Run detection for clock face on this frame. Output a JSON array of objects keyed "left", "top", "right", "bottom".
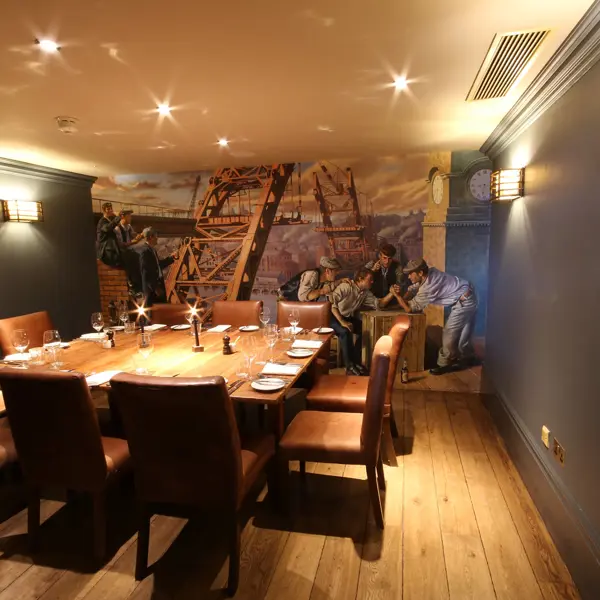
[
  {"left": 468, "top": 168, "right": 492, "bottom": 202},
  {"left": 432, "top": 174, "right": 444, "bottom": 205}
]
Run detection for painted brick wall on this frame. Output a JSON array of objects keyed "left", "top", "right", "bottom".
[{"left": 97, "top": 260, "right": 129, "bottom": 321}]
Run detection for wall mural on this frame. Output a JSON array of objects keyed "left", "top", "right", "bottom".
[{"left": 93, "top": 155, "right": 430, "bottom": 316}]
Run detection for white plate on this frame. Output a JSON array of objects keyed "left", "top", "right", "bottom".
[
  {"left": 286, "top": 349, "right": 313, "bottom": 358},
  {"left": 312, "top": 327, "right": 334, "bottom": 334},
  {"left": 251, "top": 378, "right": 286, "bottom": 393},
  {"left": 60, "top": 342, "right": 70, "bottom": 348},
  {"left": 171, "top": 324, "right": 191, "bottom": 330},
  {"left": 3, "top": 353, "right": 31, "bottom": 362},
  {"left": 81, "top": 332, "right": 105, "bottom": 341},
  {"left": 239, "top": 325, "right": 259, "bottom": 332},
  {"left": 109, "top": 326, "right": 125, "bottom": 331}
]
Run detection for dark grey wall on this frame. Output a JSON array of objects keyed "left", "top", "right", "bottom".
[
  {"left": 487, "top": 59, "right": 600, "bottom": 574},
  {"left": 0, "top": 159, "right": 99, "bottom": 342}
]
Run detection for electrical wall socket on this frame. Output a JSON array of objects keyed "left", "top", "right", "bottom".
[
  {"left": 553, "top": 438, "right": 565, "bottom": 466},
  {"left": 541, "top": 425, "right": 550, "bottom": 448}
]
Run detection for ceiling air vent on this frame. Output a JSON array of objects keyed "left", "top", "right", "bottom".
[{"left": 467, "top": 30, "right": 549, "bottom": 101}]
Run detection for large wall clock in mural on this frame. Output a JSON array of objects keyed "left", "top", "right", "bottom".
[
  {"left": 468, "top": 168, "right": 492, "bottom": 202},
  {"left": 432, "top": 173, "right": 444, "bottom": 205}
]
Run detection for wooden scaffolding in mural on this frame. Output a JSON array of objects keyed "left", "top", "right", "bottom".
[
  {"left": 313, "top": 163, "right": 377, "bottom": 269},
  {"left": 164, "top": 164, "right": 296, "bottom": 319}
]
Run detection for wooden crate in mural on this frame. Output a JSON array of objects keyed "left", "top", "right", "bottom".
[{"left": 361, "top": 309, "right": 426, "bottom": 372}]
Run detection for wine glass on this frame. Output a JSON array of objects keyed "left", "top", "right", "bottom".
[
  {"left": 265, "top": 324, "right": 279, "bottom": 363},
  {"left": 43, "top": 330, "right": 61, "bottom": 348},
  {"left": 288, "top": 308, "right": 300, "bottom": 340},
  {"left": 240, "top": 336, "right": 258, "bottom": 379},
  {"left": 91, "top": 312, "right": 104, "bottom": 333},
  {"left": 259, "top": 307, "right": 271, "bottom": 327},
  {"left": 119, "top": 302, "right": 129, "bottom": 325},
  {"left": 12, "top": 329, "right": 29, "bottom": 354}
]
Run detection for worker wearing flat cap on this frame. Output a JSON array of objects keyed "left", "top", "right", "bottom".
[
  {"left": 136, "top": 227, "right": 178, "bottom": 306},
  {"left": 395, "top": 258, "right": 478, "bottom": 375},
  {"left": 295, "top": 256, "right": 346, "bottom": 302},
  {"left": 96, "top": 202, "right": 122, "bottom": 267},
  {"left": 115, "top": 209, "right": 143, "bottom": 250}
]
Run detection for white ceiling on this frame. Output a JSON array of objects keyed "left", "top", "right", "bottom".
[{"left": 0, "top": 0, "right": 594, "bottom": 176}]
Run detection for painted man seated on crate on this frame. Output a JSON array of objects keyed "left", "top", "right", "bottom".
[{"left": 328, "top": 267, "right": 398, "bottom": 376}]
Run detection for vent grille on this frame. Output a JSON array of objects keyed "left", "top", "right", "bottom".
[{"left": 467, "top": 30, "right": 549, "bottom": 101}]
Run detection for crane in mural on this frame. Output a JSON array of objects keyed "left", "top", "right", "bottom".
[
  {"left": 164, "top": 164, "right": 299, "bottom": 320},
  {"left": 313, "top": 163, "right": 377, "bottom": 269}
]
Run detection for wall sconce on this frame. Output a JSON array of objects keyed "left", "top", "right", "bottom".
[
  {"left": 491, "top": 169, "right": 524, "bottom": 201},
  {"left": 1, "top": 200, "right": 44, "bottom": 223}
]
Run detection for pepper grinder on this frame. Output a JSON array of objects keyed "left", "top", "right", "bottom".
[{"left": 223, "top": 334, "right": 233, "bottom": 355}]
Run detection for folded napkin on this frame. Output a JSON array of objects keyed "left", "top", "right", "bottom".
[
  {"left": 261, "top": 363, "right": 301, "bottom": 376},
  {"left": 80, "top": 332, "right": 105, "bottom": 341},
  {"left": 3, "top": 353, "right": 30, "bottom": 362},
  {"left": 291, "top": 340, "right": 323, "bottom": 350},
  {"left": 86, "top": 370, "right": 122, "bottom": 387},
  {"left": 283, "top": 326, "right": 302, "bottom": 335},
  {"left": 145, "top": 323, "right": 167, "bottom": 331},
  {"left": 207, "top": 324, "right": 231, "bottom": 333}
]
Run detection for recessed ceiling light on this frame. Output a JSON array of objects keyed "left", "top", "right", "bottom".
[
  {"left": 157, "top": 104, "right": 171, "bottom": 116},
  {"left": 218, "top": 138, "right": 229, "bottom": 148},
  {"left": 393, "top": 76, "right": 408, "bottom": 91},
  {"left": 35, "top": 39, "right": 60, "bottom": 53}
]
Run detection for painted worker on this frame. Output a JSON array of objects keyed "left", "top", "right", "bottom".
[
  {"left": 365, "top": 243, "right": 407, "bottom": 299},
  {"left": 394, "top": 258, "right": 478, "bottom": 375},
  {"left": 96, "top": 202, "right": 121, "bottom": 267},
  {"left": 329, "top": 267, "right": 396, "bottom": 375},
  {"left": 278, "top": 256, "right": 345, "bottom": 302},
  {"left": 115, "top": 209, "right": 143, "bottom": 250},
  {"left": 137, "top": 227, "right": 178, "bottom": 306}
]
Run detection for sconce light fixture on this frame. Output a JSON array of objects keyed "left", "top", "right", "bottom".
[
  {"left": 1, "top": 200, "right": 44, "bottom": 223},
  {"left": 491, "top": 169, "right": 524, "bottom": 201}
]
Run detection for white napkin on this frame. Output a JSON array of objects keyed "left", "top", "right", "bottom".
[
  {"left": 283, "top": 326, "right": 302, "bottom": 335},
  {"left": 291, "top": 340, "right": 323, "bottom": 350},
  {"left": 261, "top": 363, "right": 301, "bottom": 376},
  {"left": 3, "top": 353, "right": 30, "bottom": 362},
  {"left": 207, "top": 324, "right": 231, "bottom": 333},
  {"left": 86, "top": 370, "right": 122, "bottom": 387},
  {"left": 145, "top": 324, "right": 167, "bottom": 331},
  {"left": 80, "top": 332, "right": 105, "bottom": 341}
]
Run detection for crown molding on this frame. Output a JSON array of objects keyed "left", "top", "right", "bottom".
[
  {"left": 481, "top": 0, "right": 600, "bottom": 159},
  {"left": 0, "top": 157, "right": 96, "bottom": 188}
]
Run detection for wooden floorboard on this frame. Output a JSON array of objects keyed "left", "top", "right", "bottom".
[{"left": 0, "top": 380, "right": 580, "bottom": 600}]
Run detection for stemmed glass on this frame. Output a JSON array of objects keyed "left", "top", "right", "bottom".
[
  {"left": 239, "top": 336, "right": 258, "bottom": 380},
  {"left": 288, "top": 308, "right": 300, "bottom": 341},
  {"left": 91, "top": 312, "right": 104, "bottom": 333},
  {"left": 136, "top": 333, "right": 154, "bottom": 374},
  {"left": 259, "top": 307, "right": 271, "bottom": 328},
  {"left": 265, "top": 324, "right": 279, "bottom": 363},
  {"left": 11, "top": 329, "right": 29, "bottom": 368},
  {"left": 43, "top": 330, "right": 61, "bottom": 348},
  {"left": 119, "top": 302, "right": 129, "bottom": 326}
]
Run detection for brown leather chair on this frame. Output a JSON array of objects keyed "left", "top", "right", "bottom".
[
  {"left": 304, "top": 316, "right": 410, "bottom": 467},
  {"left": 279, "top": 335, "right": 392, "bottom": 528},
  {"left": 212, "top": 300, "right": 262, "bottom": 328},
  {"left": 0, "top": 368, "right": 130, "bottom": 557},
  {"left": 110, "top": 373, "right": 277, "bottom": 595},
  {"left": 0, "top": 311, "right": 54, "bottom": 357},
  {"left": 277, "top": 301, "right": 331, "bottom": 377},
  {"left": 149, "top": 303, "right": 188, "bottom": 327}
]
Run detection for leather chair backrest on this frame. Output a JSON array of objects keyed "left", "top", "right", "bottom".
[
  {"left": 212, "top": 300, "right": 262, "bottom": 328},
  {"left": 0, "top": 311, "right": 54, "bottom": 357},
  {"left": 276, "top": 301, "right": 331, "bottom": 330},
  {"left": 149, "top": 303, "right": 188, "bottom": 327},
  {"left": 384, "top": 316, "right": 411, "bottom": 410},
  {"left": 360, "top": 335, "right": 392, "bottom": 465},
  {"left": 110, "top": 374, "right": 243, "bottom": 510},
  {"left": 0, "top": 369, "right": 108, "bottom": 490}
]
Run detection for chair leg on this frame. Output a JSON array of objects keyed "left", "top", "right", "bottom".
[
  {"left": 135, "top": 505, "right": 151, "bottom": 581},
  {"left": 226, "top": 517, "right": 241, "bottom": 597},
  {"left": 376, "top": 455, "right": 386, "bottom": 491},
  {"left": 389, "top": 409, "right": 399, "bottom": 438},
  {"left": 92, "top": 491, "right": 107, "bottom": 560},
  {"left": 381, "top": 416, "right": 398, "bottom": 467},
  {"left": 257, "top": 404, "right": 265, "bottom": 430},
  {"left": 366, "top": 466, "right": 384, "bottom": 530},
  {"left": 27, "top": 487, "right": 40, "bottom": 552},
  {"left": 299, "top": 460, "right": 306, "bottom": 476}
]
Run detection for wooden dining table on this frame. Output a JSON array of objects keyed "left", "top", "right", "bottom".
[{"left": 3, "top": 326, "right": 330, "bottom": 439}]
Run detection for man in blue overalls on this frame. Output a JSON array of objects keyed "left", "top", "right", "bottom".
[{"left": 395, "top": 258, "right": 478, "bottom": 375}]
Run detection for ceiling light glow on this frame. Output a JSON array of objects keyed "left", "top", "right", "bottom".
[
  {"left": 393, "top": 76, "right": 408, "bottom": 91},
  {"left": 218, "top": 138, "right": 229, "bottom": 148},
  {"left": 35, "top": 39, "right": 60, "bottom": 53},
  {"left": 157, "top": 104, "right": 171, "bottom": 116}
]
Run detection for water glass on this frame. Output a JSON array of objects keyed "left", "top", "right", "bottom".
[
  {"left": 11, "top": 329, "right": 29, "bottom": 354},
  {"left": 91, "top": 312, "right": 104, "bottom": 332},
  {"left": 124, "top": 321, "right": 136, "bottom": 334},
  {"left": 43, "top": 330, "right": 61, "bottom": 347},
  {"left": 137, "top": 333, "right": 154, "bottom": 359},
  {"left": 265, "top": 324, "right": 279, "bottom": 362},
  {"left": 29, "top": 347, "right": 45, "bottom": 366},
  {"left": 45, "top": 346, "right": 64, "bottom": 369},
  {"left": 235, "top": 356, "right": 251, "bottom": 381}
]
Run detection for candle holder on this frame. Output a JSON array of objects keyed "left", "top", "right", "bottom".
[{"left": 190, "top": 309, "right": 204, "bottom": 352}]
